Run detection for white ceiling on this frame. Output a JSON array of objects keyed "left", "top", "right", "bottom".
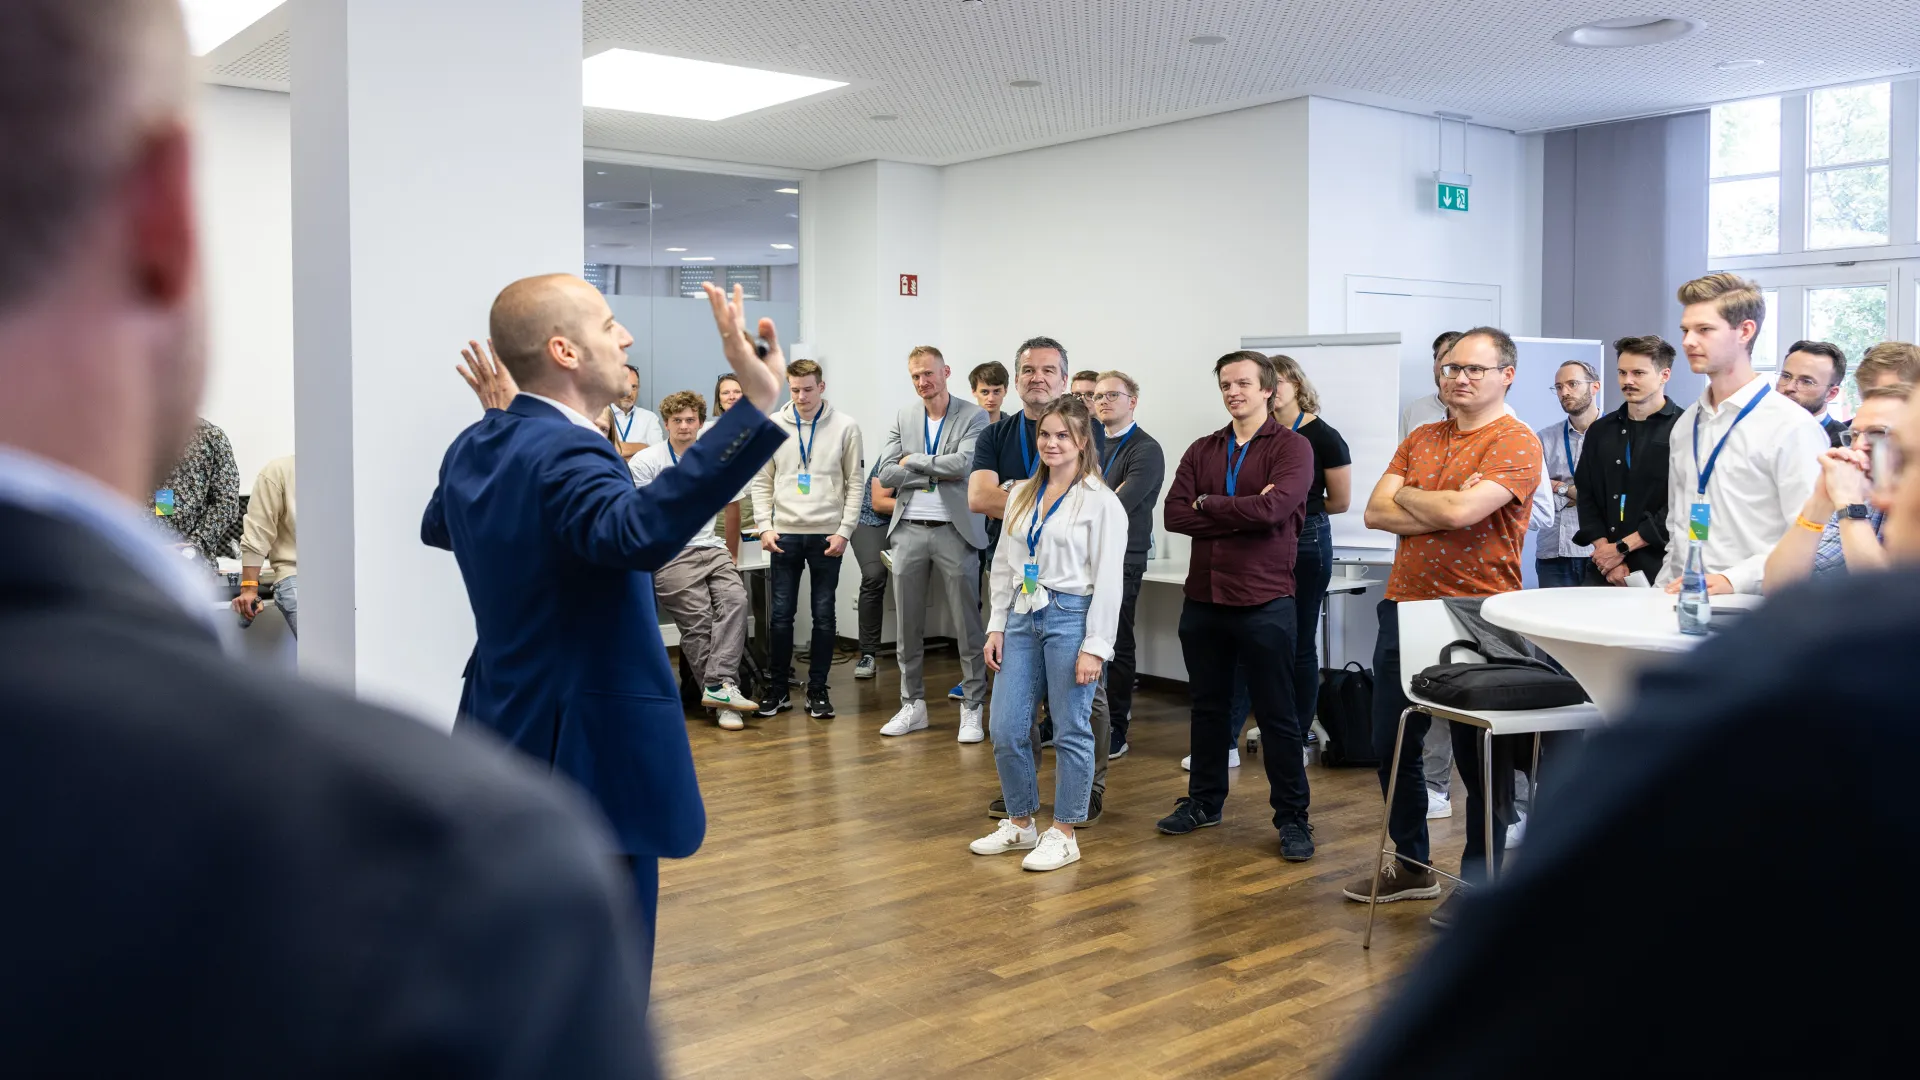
[
  {"left": 206, "top": 1, "right": 1920, "bottom": 171},
  {"left": 584, "top": 164, "right": 802, "bottom": 267}
]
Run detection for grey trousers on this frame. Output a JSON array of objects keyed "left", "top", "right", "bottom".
[
  {"left": 1423, "top": 716, "right": 1452, "bottom": 793},
  {"left": 890, "top": 521, "right": 988, "bottom": 707},
  {"left": 653, "top": 546, "right": 748, "bottom": 688}
]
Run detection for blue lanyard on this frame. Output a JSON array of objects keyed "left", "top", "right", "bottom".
[
  {"left": 1026, "top": 486, "right": 1072, "bottom": 557},
  {"left": 1691, "top": 387, "right": 1768, "bottom": 496},
  {"left": 1225, "top": 435, "right": 1254, "bottom": 496},
  {"left": 795, "top": 405, "right": 825, "bottom": 468},
  {"left": 1019, "top": 414, "right": 1038, "bottom": 478},
  {"left": 616, "top": 408, "right": 637, "bottom": 441},
  {"left": 1561, "top": 423, "right": 1575, "bottom": 480},
  {"left": 1291, "top": 411, "right": 1305, "bottom": 432},
  {"left": 668, "top": 442, "right": 681, "bottom": 467},
  {"left": 924, "top": 406, "right": 948, "bottom": 461},
  {"left": 1102, "top": 424, "right": 1136, "bottom": 479}
]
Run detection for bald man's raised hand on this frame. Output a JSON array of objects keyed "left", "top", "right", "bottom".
[{"left": 703, "top": 282, "right": 784, "bottom": 414}]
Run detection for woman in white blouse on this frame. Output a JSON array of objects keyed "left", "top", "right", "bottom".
[{"left": 970, "top": 396, "right": 1127, "bottom": 871}]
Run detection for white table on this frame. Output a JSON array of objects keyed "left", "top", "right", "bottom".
[
  {"left": 1139, "top": 558, "right": 1381, "bottom": 673},
  {"left": 1480, "top": 588, "right": 1765, "bottom": 719}
]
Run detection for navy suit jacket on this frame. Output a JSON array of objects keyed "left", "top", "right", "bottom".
[{"left": 424, "top": 395, "right": 785, "bottom": 858}]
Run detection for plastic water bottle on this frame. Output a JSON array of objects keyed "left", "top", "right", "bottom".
[{"left": 1677, "top": 539, "right": 1711, "bottom": 636}]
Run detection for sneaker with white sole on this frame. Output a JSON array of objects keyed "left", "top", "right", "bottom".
[
  {"left": 1179, "top": 747, "right": 1240, "bottom": 772},
  {"left": 1427, "top": 789, "right": 1453, "bottom": 820},
  {"left": 947, "top": 683, "right": 965, "bottom": 701},
  {"left": 716, "top": 709, "right": 745, "bottom": 731},
  {"left": 1507, "top": 813, "right": 1527, "bottom": 847},
  {"left": 969, "top": 818, "right": 1038, "bottom": 855},
  {"left": 700, "top": 680, "right": 759, "bottom": 713},
  {"left": 879, "top": 700, "right": 929, "bottom": 737},
  {"left": 1021, "top": 827, "right": 1080, "bottom": 871},
  {"left": 957, "top": 704, "right": 985, "bottom": 743},
  {"left": 854, "top": 654, "right": 877, "bottom": 679}
]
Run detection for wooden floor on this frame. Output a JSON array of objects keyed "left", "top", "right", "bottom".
[{"left": 653, "top": 650, "right": 1474, "bottom": 1079}]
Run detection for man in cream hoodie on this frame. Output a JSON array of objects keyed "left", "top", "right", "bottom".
[{"left": 750, "top": 359, "right": 865, "bottom": 719}]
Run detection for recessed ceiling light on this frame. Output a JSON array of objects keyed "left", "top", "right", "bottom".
[
  {"left": 787, "top": 213, "right": 800, "bottom": 219},
  {"left": 1187, "top": 34, "right": 1228, "bottom": 46},
  {"left": 583, "top": 49, "right": 847, "bottom": 121},
  {"left": 1716, "top": 58, "right": 1766, "bottom": 71},
  {"left": 775, "top": 187, "right": 800, "bottom": 194},
  {"left": 771, "top": 243, "right": 795, "bottom": 250},
  {"left": 665, "top": 247, "right": 688, "bottom": 252},
  {"left": 1554, "top": 17, "right": 1701, "bottom": 48},
  {"left": 1010, "top": 79, "right": 1042, "bottom": 88},
  {"left": 590, "top": 200, "right": 657, "bottom": 211},
  {"left": 681, "top": 256, "right": 716, "bottom": 262},
  {"left": 183, "top": 0, "right": 280, "bottom": 56},
  {"left": 595, "top": 170, "right": 609, "bottom": 176},
  {"left": 871, "top": 113, "right": 899, "bottom": 122}
]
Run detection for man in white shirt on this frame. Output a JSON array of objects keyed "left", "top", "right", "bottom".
[
  {"left": 611, "top": 365, "right": 665, "bottom": 457},
  {"left": 630, "top": 391, "right": 759, "bottom": 730},
  {"left": 1659, "top": 273, "right": 1828, "bottom": 595},
  {"left": 1535, "top": 361, "right": 1600, "bottom": 588},
  {"left": 1398, "top": 331, "right": 1461, "bottom": 439},
  {"left": 875, "top": 346, "right": 991, "bottom": 740}
]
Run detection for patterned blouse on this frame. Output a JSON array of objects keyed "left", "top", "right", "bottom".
[{"left": 149, "top": 418, "right": 241, "bottom": 571}]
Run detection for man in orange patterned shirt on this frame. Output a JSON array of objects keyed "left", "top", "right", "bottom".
[{"left": 1342, "top": 327, "right": 1543, "bottom": 924}]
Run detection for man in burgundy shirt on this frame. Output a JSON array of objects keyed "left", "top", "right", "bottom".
[{"left": 1159, "top": 351, "right": 1316, "bottom": 861}]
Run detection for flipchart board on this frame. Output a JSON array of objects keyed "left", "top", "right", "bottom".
[{"left": 1240, "top": 333, "right": 1402, "bottom": 555}]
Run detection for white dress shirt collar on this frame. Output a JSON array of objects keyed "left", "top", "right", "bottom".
[
  {"left": 521, "top": 393, "right": 601, "bottom": 432},
  {"left": 1698, "top": 373, "right": 1771, "bottom": 417}
]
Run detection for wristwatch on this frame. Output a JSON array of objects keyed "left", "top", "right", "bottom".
[
  {"left": 1843, "top": 503, "right": 1873, "bottom": 520},
  {"left": 1614, "top": 540, "right": 1631, "bottom": 557}
]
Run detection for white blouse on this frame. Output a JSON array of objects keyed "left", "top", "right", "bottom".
[{"left": 988, "top": 475, "right": 1128, "bottom": 660}]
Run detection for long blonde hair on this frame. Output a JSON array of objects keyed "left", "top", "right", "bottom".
[
  {"left": 1268, "top": 353, "right": 1321, "bottom": 417},
  {"left": 1007, "top": 395, "right": 1103, "bottom": 522}
]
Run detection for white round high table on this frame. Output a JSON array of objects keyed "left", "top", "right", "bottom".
[{"left": 1480, "top": 588, "right": 1766, "bottom": 719}]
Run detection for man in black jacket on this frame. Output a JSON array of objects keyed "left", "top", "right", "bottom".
[
  {"left": 1574, "top": 335, "right": 1685, "bottom": 585},
  {"left": 1091, "top": 369, "right": 1166, "bottom": 756},
  {"left": 0, "top": 3, "right": 656, "bottom": 1074},
  {"left": 1332, "top": 378, "right": 1920, "bottom": 1074}
]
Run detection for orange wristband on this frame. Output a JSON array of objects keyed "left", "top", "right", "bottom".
[
  {"left": 1794, "top": 515, "right": 1826, "bottom": 534},
  {"left": 240, "top": 580, "right": 259, "bottom": 587}
]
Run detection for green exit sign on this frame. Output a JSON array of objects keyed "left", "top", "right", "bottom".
[{"left": 1437, "top": 183, "right": 1470, "bottom": 212}]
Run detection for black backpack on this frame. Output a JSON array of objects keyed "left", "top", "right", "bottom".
[{"left": 1316, "top": 662, "right": 1379, "bottom": 767}]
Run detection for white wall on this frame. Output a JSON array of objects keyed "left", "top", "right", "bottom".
[
  {"left": 195, "top": 85, "right": 293, "bottom": 487},
  {"left": 1305, "top": 98, "right": 1538, "bottom": 337}
]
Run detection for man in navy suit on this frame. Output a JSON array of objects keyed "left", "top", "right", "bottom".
[{"left": 424, "top": 275, "right": 789, "bottom": 997}]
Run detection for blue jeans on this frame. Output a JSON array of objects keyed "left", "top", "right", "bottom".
[
  {"left": 274, "top": 574, "right": 298, "bottom": 638},
  {"left": 1535, "top": 556, "right": 1587, "bottom": 589},
  {"left": 768, "top": 534, "right": 843, "bottom": 695},
  {"left": 989, "top": 592, "right": 1098, "bottom": 823},
  {"left": 1230, "top": 512, "right": 1332, "bottom": 741}
]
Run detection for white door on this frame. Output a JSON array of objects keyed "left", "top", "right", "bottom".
[{"left": 1345, "top": 276, "right": 1501, "bottom": 424}]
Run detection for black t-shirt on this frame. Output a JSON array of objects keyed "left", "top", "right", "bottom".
[
  {"left": 971, "top": 411, "right": 1107, "bottom": 546},
  {"left": 1293, "top": 415, "right": 1352, "bottom": 517}
]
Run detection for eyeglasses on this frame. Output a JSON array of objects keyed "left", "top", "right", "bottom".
[
  {"left": 1090, "top": 391, "right": 1131, "bottom": 404},
  {"left": 1440, "top": 363, "right": 1507, "bottom": 381},
  {"left": 1777, "top": 373, "right": 1835, "bottom": 391},
  {"left": 1551, "top": 380, "right": 1592, "bottom": 392},
  {"left": 1842, "top": 425, "right": 1893, "bottom": 446},
  {"left": 1072, "top": 391, "right": 1097, "bottom": 402}
]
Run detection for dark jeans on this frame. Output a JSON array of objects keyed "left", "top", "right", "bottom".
[
  {"left": 1372, "top": 598, "right": 1504, "bottom": 883},
  {"left": 1535, "top": 556, "right": 1588, "bottom": 590},
  {"left": 1108, "top": 559, "right": 1148, "bottom": 748},
  {"left": 1179, "top": 596, "right": 1309, "bottom": 827},
  {"left": 1230, "top": 511, "right": 1333, "bottom": 741},
  {"left": 768, "top": 533, "right": 843, "bottom": 694}
]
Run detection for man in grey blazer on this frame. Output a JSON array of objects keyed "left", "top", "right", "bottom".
[{"left": 876, "top": 346, "right": 993, "bottom": 740}]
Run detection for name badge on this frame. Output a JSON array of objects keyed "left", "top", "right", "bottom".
[
  {"left": 1687, "top": 499, "right": 1711, "bottom": 543},
  {"left": 1022, "top": 562, "right": 1040, "bottom": 595},
  {"left": 797, "top": 472, "right": 811, "bottom": 495},
  {"left": 154, "top": 488, "right": 176, "bottom": 517}
]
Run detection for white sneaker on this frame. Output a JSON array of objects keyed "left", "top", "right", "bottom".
[
  {"left": 957, "top": 704, "right": 985, "bottom": 743},
  {"left": 1179, "top": 748, "right": 1240, "bottom": 772},
  {"left": 1427, "top": 789, "right": 1453, "bottom": 819},
  {"left": 970, "top": 818, "right": 1038, "bottom": 855},
  {"left": 716, "top": 709, "right": 745, "bottom": 731},
  {"left": 1021, "top": 827, "right": 1081, "bottom": 871},
  {"left": 701, "top": 679, "right": 759, "bottom": 713},
  {"left": 879, "top": 700, "right": 929, "bottom": 737},
  {"left": 1507, "top": 813, "right": 1527, "bottom": 847}
]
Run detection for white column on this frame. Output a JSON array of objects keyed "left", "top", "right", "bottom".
[{"left": 291, "top": 0, "right": 583, "bottom": 725}]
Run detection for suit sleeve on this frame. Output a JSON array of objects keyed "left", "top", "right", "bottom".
[
  {"left": 422, "top": 472, "right": 452, "bottom": 551},
  {"left": 546, "top": 404, "right": 787, "bottom": 571},
  {"left": 875, "top": 411, "right": 914, "bottom": 490},
  {"left": 925, "top": 408, "right": 987, "bottom": 480},
  {"left": 1202, "top": 434, "right": 1311, "bottom": 531}
]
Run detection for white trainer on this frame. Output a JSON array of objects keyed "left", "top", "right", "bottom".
[
  {"left": 700, "top": 679, "right": 759, "bottom": 713},
  {"left": 1426, "top": 789, "right": 1453, "bottom": 820},
  {"left": 879, "top": 700, "right": 929, "bottom": 737},
  {"left": 970, "top": 818, "right": 1038, "bottom": 855},
  {"left": 716, "top": 710, "right": 745, "bottom": 731},
  {"left": 1179, "top": 747, "right": 1240, "bottom": 772},
  {"left": 957, "top": 704, "right": 986, "bottom": 743},
  {"left": 1021, "top": 827, "right": 1081, "bottom": 871},
  {"left": 1507, "top": 813, "right": 1527, "bottom": 847}
]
